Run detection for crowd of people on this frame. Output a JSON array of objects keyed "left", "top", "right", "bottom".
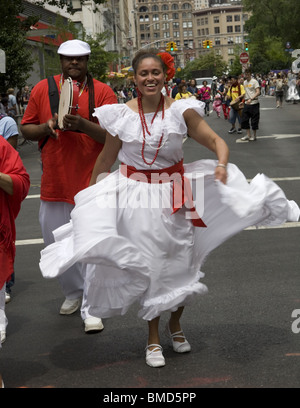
[{"left": 0, "top": 41, "right": 299, "bottom": 385}]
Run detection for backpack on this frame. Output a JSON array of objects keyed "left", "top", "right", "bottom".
[
  {"left": 276, "top": 79, "right": 283, "bottom": 91},
  {"left": 39, "top": 76, "right": 59, "bottom": 152}
]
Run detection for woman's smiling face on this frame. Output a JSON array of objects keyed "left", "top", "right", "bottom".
[{"left": 134, "top": 57, "right": 165, "bottom": 96}]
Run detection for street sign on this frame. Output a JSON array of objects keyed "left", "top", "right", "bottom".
[{"left": 240, "top": 52, "right": 249, "bottom": 64}]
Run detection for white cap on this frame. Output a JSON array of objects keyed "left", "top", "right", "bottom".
[
  {"left": 212, "top": 76, "right": 217, "bottom": 80},
  {"left": 57, "top": 40, "right": 91, "bottom": 57}
]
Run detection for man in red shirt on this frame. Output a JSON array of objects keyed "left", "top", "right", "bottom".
[{"left": 21, "top": 39, "right": 118, "bottom": 333}]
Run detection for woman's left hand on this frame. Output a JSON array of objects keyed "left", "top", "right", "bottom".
[{"left": 215, "top": 166, "right": 227, "bottom": 184}]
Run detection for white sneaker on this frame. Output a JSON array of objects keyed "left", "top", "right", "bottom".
[
  {"left": 84, "top": 317, "right": 104, "bottom": 333},
  {"left": 59, "top": 298, "right": 81, "bottom": 315},
  {"left": 5, "top": 292, "right": 11, "bottom": 304},
  {"left": 0, "top": 330, "right": 6, "bottom": 344},
  {"left": 236, "top": 136, "right": 249, "bottom": 143},
  {"left": 145, "top": 344, "right": 165, "bottom": 368}
]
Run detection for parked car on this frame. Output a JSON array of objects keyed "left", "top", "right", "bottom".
[{"left": 195, "top": 77, "right": 214, "bottom": 89}]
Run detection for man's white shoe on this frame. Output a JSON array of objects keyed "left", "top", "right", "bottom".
[
  {"left": 59, "top": 298, "right": 81, "bottom": 315},
  {"left": 0, "top": 330, "right": 6, "bottom": 344},
  {"left": 5, "top": 292, "right": 11, "bottom": 304},
  {"left": 84, "top": 317, "right": 104, "bottom": 333}
]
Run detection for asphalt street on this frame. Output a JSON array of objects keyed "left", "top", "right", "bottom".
[{"left": 1, "top": 95, "right": 300, "bottom": 393}]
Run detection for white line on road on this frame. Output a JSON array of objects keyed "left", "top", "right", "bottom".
[
  {"left": 24, "top": 176, "right": 300, "bottom": 200},
  {"left": 16, "top": 222, "right": 300, "bottom": 246}
]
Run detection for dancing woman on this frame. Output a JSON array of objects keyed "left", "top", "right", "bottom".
[{"left": 40, "top": 50, "right": 299, "bottom": 368}]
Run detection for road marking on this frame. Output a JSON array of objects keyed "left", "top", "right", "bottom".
[
  {"left": 25, "top": 194, "right": 40, "bottom": 199},
  {"left": 15, "top": 222, "right": 300, "bottom": 246},
  {"left": 285, "top": 353, "right": 300, "bottom": 357},
  {"left": 24, "top": 176, "right": 300, "bottom": 201},
  {"left": 245, "top": 221, "right": 300, "bottom": 230},
  {"left": 258, "top": 134, "right": 300, "bottom": 140},
  {"left": 16, "top": 238, "right": 44, "bottom": 245}
]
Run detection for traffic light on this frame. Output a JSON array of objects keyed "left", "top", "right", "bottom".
[
  {"left": 169, "top": 41, "right": 178, "bottom": 52},
  {"left": 244, "top": 42, "right": 249, "bottom": 51},
  {"left": 203, "top": 40, "right": 212, "bottom": 49},
  {"left": 166, "top": 42, "right": 171, "bottom": 51}
]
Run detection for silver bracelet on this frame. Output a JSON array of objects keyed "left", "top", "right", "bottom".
[{"left": 216, "top": 163, "right": 227, "bottom": 169}]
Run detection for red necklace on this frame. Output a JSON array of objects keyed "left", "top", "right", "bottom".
[{"left": 138, "top": 93, "right": 165, "bottom": 166}]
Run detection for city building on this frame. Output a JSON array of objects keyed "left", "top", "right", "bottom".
[
  {"left": 194, "top": 0, "right": 249, "bottom": 66},
  {"left": 135, "top": 0, "right": 196, "bottom": 68}
]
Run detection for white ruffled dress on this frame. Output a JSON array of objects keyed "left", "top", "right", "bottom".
[{"left": 39, "top": 99, "right": 299, "bottom": 321}]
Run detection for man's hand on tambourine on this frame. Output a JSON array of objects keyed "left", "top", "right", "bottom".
[
  {"left": 46, "top": 113, "right": 59, "bottom": 139},
  {"left": 63, "top": 113, "right": 83, "bottom": 131}
]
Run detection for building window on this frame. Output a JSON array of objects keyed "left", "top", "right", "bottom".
[
  {"left": 228, "top": 48, "right": 234, "bottom": 55},
  {"left": 173, "top": 13, "right": 179, "bottom": 19},
  {"left": 162, "top": 22, "right": 171, "bottom": 30},
  {"left": 162, "top": 4, "right": 169, "bottom": 11},
  {"left": 235, "top": 25, "right": 241, "bottom": 33},
  {"left": 153, "top": 14, "right": 159, "bottom": 21},
  {"left": 226, "top": 15, "right": 232, "bottom": 22},
  {"left": 182, "top": 3, "right": 192, "bottom": 9},
  {"left": 214, "top": 16, "right": 219, "bottom": 23},
  {"left": 214, "top": 27, "right": 220, "bottom": 34},
  {"left": 234, "top": 15, "right": 240, "bottom": 22},
  {"left": 227, "top": 26, "right": 233, "bottom": 33}
]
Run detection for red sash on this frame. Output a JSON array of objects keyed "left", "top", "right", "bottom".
[{"left": 120, "top": 159, "right": 206, "bottom": 228}]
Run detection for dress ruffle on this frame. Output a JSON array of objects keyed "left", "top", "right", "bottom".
[
  {"left": 39, "top": 159, "right": 299, "bottom": 321},
  {"left": 92, "top": 99, "right": 205, "bottom": 143}
]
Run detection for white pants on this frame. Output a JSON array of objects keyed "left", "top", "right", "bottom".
[
  {"left": 39, "top": 201, "right": 93, "bottom": 320},
  {"left": 0, "top": 284, "right": 7, "bottom": 335}
]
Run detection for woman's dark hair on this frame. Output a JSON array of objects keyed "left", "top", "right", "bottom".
[{"left": 132, "top": 49, "right": 166, "bottom": 75}]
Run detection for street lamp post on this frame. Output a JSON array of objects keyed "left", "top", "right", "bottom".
[{"left": 141, "top": 18, "right": 174, "bottom": 50}]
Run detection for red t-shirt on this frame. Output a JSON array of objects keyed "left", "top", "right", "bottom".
[{"left": 21, "top": 75, "right": 117, "bottom": 204}]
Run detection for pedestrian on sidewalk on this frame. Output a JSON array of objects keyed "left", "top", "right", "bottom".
[
  {"left": 238, "top": 69, "right": 261, "bottom": 142},
  {"left": 227, "top": 76, "right": 245, "bottom": 134}
]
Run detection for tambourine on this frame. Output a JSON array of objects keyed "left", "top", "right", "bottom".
[{"left": 58, "top": 77, "right": 79, "bottom": 129}]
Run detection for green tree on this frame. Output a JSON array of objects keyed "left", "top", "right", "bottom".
[
  {"left": 40, "top": 14, "right": 80, "bottom": 78},
  {"left": 242, "top": 0, "right": 300, "bottom": 73},
  {"left": 0, "top": 0, "right": 38, "bottom": 93},
  {"left": 34, "top": 0, "right": 107, "bottom": 13},
  {"left": 84, "top": 33, "right": 118, "bottom": 82},
  {"left": 181, "top": 52, "right": 227, "bottom": 80}
]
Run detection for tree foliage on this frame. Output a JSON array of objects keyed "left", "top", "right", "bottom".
[
  {"left": 242, "top": 0, "right": 300, "bottom": 73},
  {"left": 180, "top": 52, "right": 228, "bottom": 80},
  {"left": 84, "top": 33, "right": 118, "bottom": 82},
  {"left": 34, "top": 0, "right": 107, "bottom": 14},
  {"left": 0, "top": 0, "right": 38, "bottom": 93}
]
